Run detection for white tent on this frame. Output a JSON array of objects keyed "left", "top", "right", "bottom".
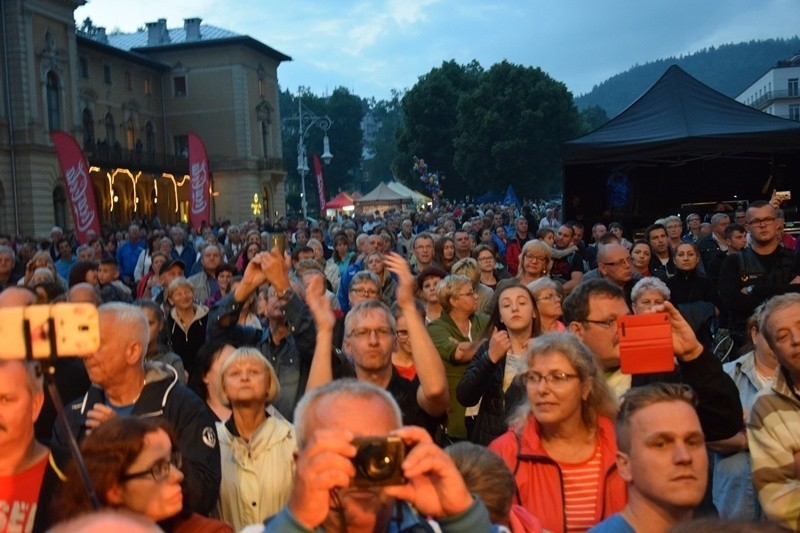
[{"left": 387, "top": 181, "right": 431, "bottom": 207}]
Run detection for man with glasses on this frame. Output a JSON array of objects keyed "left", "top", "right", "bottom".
[
  {"left": 718, "top": 200, "right": 800, "bottom": 353},
  {"left": 52, "top": 302, "right": 221, "bottom": 516},
  {"left": 302, "top": 253, "right": 448, "bottom": 436},
  {"left": 562, "top": 279, "right": 742, "bottom": 442},
  {"left": 683, "top": 213, "right": 703, "bottom": 244},
  {"left": 595, "top": 243, "right": 639, "bottom": 305}
]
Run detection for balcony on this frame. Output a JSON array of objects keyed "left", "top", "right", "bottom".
[
  {"left": 749, "top": 89, "right": 800, "bottom": 109},
  {"left": 84, "top": 143, "right": 189, "bottom": 176}
]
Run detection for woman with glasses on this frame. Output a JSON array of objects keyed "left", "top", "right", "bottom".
[
  {"left": 457, "top": 279, "right": 540, "bottom": 445},
  {"left": 428, "top": 274, "right": 490, "bottom": 442},
  {"left": 528, "top": 277, "right": 566, "bottom": 332},
  {"left": 489, "top": 333, "right": 624, "bottom": 532},
  {"left": 473, "top": 244, "right": 510, "bottom": 290},
  {"left": 53, "top": 417, "right": 231, "bottom": 532},
  {"left": 216, "top": 347, "right": 295, "bottom": 529},
  {"left": 516, "top": 240, "right": 552, "bottom": 286}
]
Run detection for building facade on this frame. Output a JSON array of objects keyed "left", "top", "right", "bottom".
[
  {"left": 0, "top": 0, "right": 290, "bottom": 239},
  {"left": 737, "top": 54, "right": 800, "bottom": 121}
]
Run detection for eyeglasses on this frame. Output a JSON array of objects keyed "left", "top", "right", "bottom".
[
  {"left": 582, "top": 317, "right": 618, "bottom": 329},
  {"left": 477, "top": 256, "right": 494, "bottom": 262},
  {"left": 347, "top": 327, "right": 394, "bottom": 339},
  {"left": 350, "top": 287, "right": 379, "bottom": 297},
  {"left": 536, "top": 293, "right": 561, "bottom": 302},
  {"left": 396, "top": 329, "right": 409, "bottom": 339},
  {"left": 120, "top": 451, "right": 182, "bottom": 483},
  {"left": 526, "top": 371, "right": 579, "bottom": 386},
  {"left": 747, "top": 217, "right": 776, "bottom": 227},
  {"left": 524, "top": 255, "right": 548, "bottom": 262},
  {"left": 601, "top": 257, "right": 632, "bottom": 268},
  {"left": 456, "top": 290, "right": 477, "bottom": 298}
]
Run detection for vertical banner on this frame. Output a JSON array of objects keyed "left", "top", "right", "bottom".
[
  {"left": 313, "top": 154, "right": 326, "bottom": 213},
  {"left": 50, "top": 131, "right": 102, "bottom": 243},
  {"left": 188, "top": 133, "right": 211, "bottom": 229}
]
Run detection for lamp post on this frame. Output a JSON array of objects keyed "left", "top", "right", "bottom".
[{"left": 289, "top": 99, "right": 333, "bottom": 219}]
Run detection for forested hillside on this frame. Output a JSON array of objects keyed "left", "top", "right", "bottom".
[{"left": 575, "top": 37, "right": 800, "bottom": 117}]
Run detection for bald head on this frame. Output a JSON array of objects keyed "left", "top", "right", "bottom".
[
  {"left": 68, "top": 283, "right": 101, "bottom": 305},
  {"left": 0, "top": 287, "right": 37, "bottom": 308}
]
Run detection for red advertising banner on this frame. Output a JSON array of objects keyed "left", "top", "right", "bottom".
[
  {"left": 50, "top": 131, "right": 102, "bottom": 243},
  {"left": 188, "top": 133, "right": 211, "bottom": 229},
  {"left": 313, "top": 154, "right": 326, "bottom": 211}
]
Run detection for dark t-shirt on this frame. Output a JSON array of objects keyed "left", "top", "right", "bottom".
[{"left": 550, "top": 251, "right": 584, "bottom": 284}]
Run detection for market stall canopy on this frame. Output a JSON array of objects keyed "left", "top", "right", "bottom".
[
  {"left": 355, "top": 182, "right": 412, "bottom": 213},
  {"left": 387, "top": 181, "right": 431, "bottom": 206},
  {"left": 325, "top": 191, "right": 354, "bottom": 210}
]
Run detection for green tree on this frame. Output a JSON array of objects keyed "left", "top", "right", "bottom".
[
  {"left": 324, "top": 88, "right": 364, "bottom": 197},
  {"left": 453, "top": 61, "right": 583, "bottom": 199},
  {"left": 363, "top": 91, "right": 404, "bottom": 190},
  {"left": 579, "top": 105, "right": 610, "bottom": 133},
  {"left": 394, "top": 60, "right": 483, "bottom": 196}
]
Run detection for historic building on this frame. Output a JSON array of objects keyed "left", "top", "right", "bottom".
[
  {"left": 0, "top": 0, "right": 290, "bottom": 238},
  {"left": 737, "top": 53, "right": 800, "bottom": 121}
]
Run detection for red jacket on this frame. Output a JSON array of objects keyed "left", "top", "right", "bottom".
[{"left": 489, "top": 414, "right": 627, "bottom": 533}]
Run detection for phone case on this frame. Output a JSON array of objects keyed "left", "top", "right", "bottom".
[
  {"left": 0, "top": 308, "right": 28, "bottom": 359},
  {"left": 618, "top": 313, "right": 674, "bottom": 374},
  {"left": 0, "top": 304, "right": 99, "bottom": 359},
  {"left": 51, "top": 303, "right": 100, "bottom": 356}
]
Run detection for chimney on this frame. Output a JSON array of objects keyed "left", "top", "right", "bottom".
[
  {"left": 184, "top": 18, "right": 202, "bottom": 42},
  {"left": 146, "top": 19, "right": 170, "bottom": 46},
  {"left": 95, "top": 27, "right": 108, "bottom": 44}
]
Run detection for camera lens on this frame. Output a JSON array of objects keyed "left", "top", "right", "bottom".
[{"left": 355, "top": 442, "right": 396, "bottom": 481}]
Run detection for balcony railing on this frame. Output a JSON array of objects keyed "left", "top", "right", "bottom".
[
  {"left": 749, "top": 89, "right": 800, "bottom": 109},
  {"left": 84, "top": 143, "right": 189, "bottom": 175}
]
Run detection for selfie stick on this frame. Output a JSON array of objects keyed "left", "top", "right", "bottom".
[{"left": 24, "top": 317, "right": 101, "bottom": 510}]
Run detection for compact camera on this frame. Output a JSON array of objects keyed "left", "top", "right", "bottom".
[{"left": 350, "top": 436, "right": 407, "bottom": 487}]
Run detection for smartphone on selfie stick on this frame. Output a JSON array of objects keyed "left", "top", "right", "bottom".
[{"left": 0, "top": 304, "right": 102, "bottom": 509}]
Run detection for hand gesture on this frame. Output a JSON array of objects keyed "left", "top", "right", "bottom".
[
  {"left": 260, "top": 247, "right": 291, "bottom": 292},
  {"left": 487, "top": 327, "right": 511, "bottom": 363},
  {"left": 304, "top": 273, "right": 336, "bottom": 332},
  {"left": 384, "top": 252, "right": 416, "bottom": 309},
  {"left": 287, "top": 429, "right": 356, "bottom": 529},
  {"left": 651, "top": 300, "right": 703, "bottom": 361},
  {"left": 383, "top": 426, "right": 473, "bottom": 518},
  {"left": 241, "top": 252, "right": 269, "bottom": 288}
]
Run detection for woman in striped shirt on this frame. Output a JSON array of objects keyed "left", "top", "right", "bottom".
[{"left": 489, "top": 333, "right": 626, "bottom": 532}]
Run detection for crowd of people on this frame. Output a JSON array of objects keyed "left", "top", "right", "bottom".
[{"left": 1, "top": 195, "right": 799, "bottom": 533}]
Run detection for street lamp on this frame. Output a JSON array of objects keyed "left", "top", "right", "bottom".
[{"left": 288, "top": 99, "right": 333, "bottom": 219}]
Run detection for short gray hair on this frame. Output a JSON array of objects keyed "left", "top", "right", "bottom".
[
  {"left": 98, "top": 302, "right": 150, "bottom": 354},
  {"left": 293, "top": 378, "right": 402, "bottom": 449},
  {"left": 759, "top": 293, "right": 800, "bottom": 350},
  {"left": 631, "top": 276, "right": 670, "bottom": 304}
]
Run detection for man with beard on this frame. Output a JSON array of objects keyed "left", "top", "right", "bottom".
[
  {"left": 264, "top": 379, "right": 492, "bottom": 532},
  {"left": 550, "top": 224, "right": 585, "bottom": 294},
  {"left": 718, "top": 200, "right": 800, "bottom": 353}
]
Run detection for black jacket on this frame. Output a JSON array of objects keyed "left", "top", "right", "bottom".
[{"left": 51, "top": 362, "right": 221, "bottom": 516}]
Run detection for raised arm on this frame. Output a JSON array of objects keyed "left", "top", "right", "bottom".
[
  {"left": 385, "top": 252, "right": 448, "bottom": 417},
  {"left": 303, "top": 273, "right": 336, "bottom": 391}
]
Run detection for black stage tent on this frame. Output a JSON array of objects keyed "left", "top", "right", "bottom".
[{"left": 562, "top": 65, "right": 800, "bottom": 229}]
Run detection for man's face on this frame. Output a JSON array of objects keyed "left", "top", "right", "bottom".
[
  {"left": 81, "top": 313, "right": 136, "bottom": 387},
  {"left": 401, "top": 220, "right": 412, "bottom": 235},
  {"left": 160, "top": 265, "right": 184, "bottom": 288},
  {"left": 129, "top": 227, "right": 141, "bottom": 241},
  {"left": 734, "top": 210, "right": 747, "bottom": 225},
  {"left": 598, "top": 245, "right": 632, "bottom": 285},
  {"left": 555, "top": 226, "right": 574, "bottom": 249},
  {"left": 572, "top": 227, "right": 584, "bottom": 245},
  {"left": 171, "top": 230, "right": 184, "bottom": 245},
  {"left": 746, "top": 205, "right": 779, "bottom": 246},
  {"left": 618, "top": 401, "right": 707, "bottom": 512},
  {"left": 454, "top": 231, "right": 471, "bottom": 253},
  {"left": 726, "top": 230, "right": 747, "bottom": 252},
  {"left": 515, "top": 219, "right": 528, "bottom": 236},
  {"left": 493, "top": 214, "right": 504, "bottom": 228},
  {"left": 648, "top": 228, "right": 669, "bottom": 255},
  {"left": 0, "top": 362, "right": 43, "bottom": 451},
  {"left": 228, "top": 227, "right": 241, "bottom": 244},
  {"left": 413, "top": 238, "right": 434, "bottom": 264},
  {"left": 348, "top": 281, "right": 380, "bottom": 307},
  {"left": 344, "top": 309, "right": 395, "bottom": 373},
  {"left": 0, "top": 253, "right": 14, "bottom": 277},
  {"left": 765, "top": 302, "right": 800, "bottom": 380},
  {"left": 58, "top": 241, "right": 72, "bottom": 259},
  {"left": 592, "top": 225, "right": 607, "bottom": 242},
  {"left": 97, "top": 265, "right": 118, "bottom": 285},
  {"left": 712, "top": 216, "right": 730, "bottom": 238},
  {"left": 665, "top": 220, "right": 683, "bottom": 240},
  {"left": 305, "top": 393, "right": 399, "bottom": 528},
  {"left": 366, "top": 235, "right": 383, "bottom": 254},
  {"left": 570, "top": 295, "right": 630, "bottom": 370},
  {"left": 686, "top": 215, "right": 701, "bottom": 230},
  {"left": 201, "top": 247, "right": 222, "bottom": 272}
]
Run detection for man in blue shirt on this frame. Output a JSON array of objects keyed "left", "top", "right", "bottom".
[{"left": 115, "top": 224, "right": 145, "bottom": 288}]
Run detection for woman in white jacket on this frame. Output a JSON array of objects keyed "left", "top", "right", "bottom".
[{"left": 215, "top": 347, "right": 296, "bottom": 530}]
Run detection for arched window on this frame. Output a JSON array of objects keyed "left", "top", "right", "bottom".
[
  {"left": 126, "top": 118, "right": 135, "bottom": 149},
  {"left": 46, "top": 71, "right": 60, "bottom": 132},
  {"left": 82, "top": 108, "right": 95, "bottom": 150},
  {"left": 105, "top": 113, "right": 116, "bottom": 145},
  {"left": 53, "top": 186, "right": 67, "bottom": 229}
]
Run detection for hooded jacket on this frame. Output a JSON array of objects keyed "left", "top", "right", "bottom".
[
  {"left": 489, "top": 414, "right": 627, "bottom": 533},
  {"left": 51, "top": 361, "right": 221, "bottom": 516}
]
